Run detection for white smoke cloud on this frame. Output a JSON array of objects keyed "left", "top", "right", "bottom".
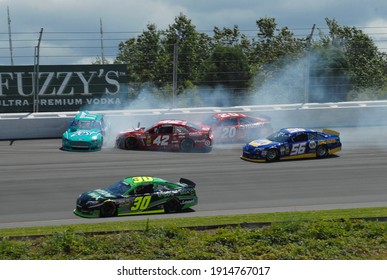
[
  {"left": 83, "top": 49, "right": 387, "bottom": 150},
  {"left": 248, "top": 57, "right": 307, "bottom": 105}
]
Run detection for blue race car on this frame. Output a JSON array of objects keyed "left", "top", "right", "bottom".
[
  {"left": 62, "top": 111, "right": 107, "bottom": 151},
  {"left": 241, "top": 128, "right": 342, "bottom": 162}
]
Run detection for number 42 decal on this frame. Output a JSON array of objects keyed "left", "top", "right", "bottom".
[
  {"left": 153, "top": 135, "right": 169, "bottom": 146},
  {"left": 290, "top": 142, "right": 306, "bottom": 155}
]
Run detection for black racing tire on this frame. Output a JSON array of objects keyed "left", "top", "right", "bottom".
[
  {"left": 100, "top": 202, "right": 117, "bottom": 217},
  {"left": 316, "top": 145, "right": 329, "bottom": 158},
  {"left": 180, "top": 138, "right": 194, "bottom": 152},
  {"left": 98, "top": 136, "right": 103, "bottom": 149},
  {"left": 266, "top": 148, "right": 279, "bottom": 162},
  {"left": 124, "top": 137, "right": 138, "bottom": 150},
  {"left": 164, "top": 199, "right": 181, "bottom": 213},
  {"left": 201, "top": 146, "right": 212, "bottom": 153}
]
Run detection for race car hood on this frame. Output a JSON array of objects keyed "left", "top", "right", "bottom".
[
  {"left": 245, "top": 139, "right": 280, "bottom": 148},
  {"left": 63, "top": 129, "right": 101, "bottom": 141},
  {"left": 119, "top": 127, "right": 145, "bottom": 136},
  {"left": 79, "top": 188, "right": 118, "bottom": 203},
  {"left": 199, "top": 126, "right": 211, "bottom": 131},
  {"left": 197, "top": 123, "right": 212, "bottom": 129}
]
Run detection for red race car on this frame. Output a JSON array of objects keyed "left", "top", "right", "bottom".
[
  {"left": 116, "top": 119, "right": 213, "bottom": 152},
  {"left": 201, "top": 112, "right": 273, "bottom": 143}
]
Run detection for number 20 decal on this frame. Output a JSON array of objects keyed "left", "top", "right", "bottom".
[
  {"left": 290, "top": 143, "right": 306, "bottom": 155},
  {"left": 220, "top": 127, "right": 236, "bottom": 138},
  {"left": 131, "top": 196, "right": 151, "bottom": 211}
]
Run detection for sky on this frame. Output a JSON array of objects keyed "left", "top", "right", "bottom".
[{"left": 1, "top": 0, "right": 387, "bottom": 65}]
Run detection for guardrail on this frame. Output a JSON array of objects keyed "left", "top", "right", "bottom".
[{"left": 1, "top": 100, "right": 387, "bottom": 140}]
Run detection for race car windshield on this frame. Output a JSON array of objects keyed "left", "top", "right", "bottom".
[
  {"left": 105, "top": 181, "right": 131, "bottom": 196},
  {"left": 267, "top": 131, "right": 290, "bottom": 142},
  {"left": 71, "top": 120, "right": 99, "bottom": 130},
  {"left": 187, "top": 122, "right": 202, "bottom": 130},
  {"left": 202, "top": 116, "right": 218, "bottom": 126}
]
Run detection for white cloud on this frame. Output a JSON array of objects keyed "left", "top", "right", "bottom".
[
  {"left": 1, "top": 0, "right": 386, "bottom": 65},
  {"left": 363, "top": 18, "right": 387, "bottom": 52}
]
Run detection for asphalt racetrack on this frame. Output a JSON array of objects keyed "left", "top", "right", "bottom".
[{"left": 1, "top": 126, "right": 387, "bottom": 229}]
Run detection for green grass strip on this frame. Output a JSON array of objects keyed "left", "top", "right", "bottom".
[{"left": 1, "top": 206, "right": 386, "bottom": 238}]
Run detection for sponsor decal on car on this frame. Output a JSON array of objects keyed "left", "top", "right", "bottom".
[{"left": 249, "top": 139, "right": 272, "bottom": 146}]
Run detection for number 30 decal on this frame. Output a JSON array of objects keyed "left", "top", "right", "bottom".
[
  {"left": 132, "top": 177, "right": 153, "bottom": 183},
  {"left": 290, "top": 143, "right": 306, "bottom": 155},
  {"left": 131, "top": 196, "right": 151, "bottom": 211}
]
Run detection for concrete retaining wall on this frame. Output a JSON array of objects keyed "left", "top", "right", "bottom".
[{"left": 1, "top": 101, "right": 387, "bottom": 140}]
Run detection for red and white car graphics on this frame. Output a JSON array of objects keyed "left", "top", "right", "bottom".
[
  {"left": 201, "top": 112, "right": 273, "bottom": 143},
  {"left": 116, "top": 120, "right": 213, "bottom": 152}
]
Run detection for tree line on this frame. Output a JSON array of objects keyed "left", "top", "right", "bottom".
[{"left": 111, "top": 14, "right": 387, "bottom": 107}]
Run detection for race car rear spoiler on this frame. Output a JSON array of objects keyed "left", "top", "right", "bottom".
[
  {"left": 322, "top": 128, "right": 340, "bottom": 136},
  {"left": 179, "top": 178, "right": 196, "bottom": 188}
]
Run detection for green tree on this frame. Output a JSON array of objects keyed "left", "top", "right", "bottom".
[
  {"left": 113, "top": 15, "right": 387, "bottom": 106},
  {"left": 161, "top": 13, "right": 212, "bottom": 93},
  {"left": 115, "top": 37, "right": 141, "bottom": 83},
  {"left": 318, "top": 18, "right": 387, "bottom": 99},
  {"left": 248, "top": 17, "right": 306, "bottom": 104},
  {"left": 249, "top": 17, "right": 305, "bottom": 86},
  {"left": 202, "top": 45, "right": 251, "bottom": 92},
  {"left": 115, "top": 23, "right": 163, "bottom": 87},
  {"left": 251, "top": 17, "right": 304, "bottom": 68},
  {"left": 213, "top": 25, "right": 242, "bottom": 46},
  {"left": 201, "top": 25, "right": 253, "bottom": 100},
  {"left": 308, "top": 44, "right": 351, "bottom": 102}
]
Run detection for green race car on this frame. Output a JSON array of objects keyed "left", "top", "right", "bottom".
[
  {"left": 74, "top": 176, "right": 198, "bottom": 218},
  {"left": 62, "top": 111, "right": 106, "bottom": 151}
]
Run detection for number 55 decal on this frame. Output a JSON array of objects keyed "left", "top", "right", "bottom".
[
  {"left": 131, "top": 196, "right": 151, "bottom": 211},
  {"left": 290, "top": 142, "right": 306, "bottom": 155}
]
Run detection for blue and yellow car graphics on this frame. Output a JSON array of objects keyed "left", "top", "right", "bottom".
[
  {"left": 74, "top": 176, "right": 198, "bottom": 218},
  {"left": 241, "top": 128, "right": 342, "bottom": 162}
]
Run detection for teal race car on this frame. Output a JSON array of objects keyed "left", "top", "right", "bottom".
[
  {"left": 62, "top": 111, "right": 106, "bottom": 151},
  {"left": 74, "top": 176, "right": 198, "bottom": 218}
]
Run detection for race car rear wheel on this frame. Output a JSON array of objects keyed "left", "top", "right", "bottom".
[
  {"left": 100, "top": 202, "right": 116, "bottom": 217},
  {"left": 124, "top": 137, "right": 138, "bottom": 150},
  {"left": 201, "top": 146, "right": 212, "bottom": 153},
  {"left": 180, "top": 138, "right": 194, "bottom": 152},
  {"left": 164, "top": 199, "right": 181, "bottom": 213},
  {"left": 316, "top": 145, "right": 329, "bottom": 158},
  {"left": 266, "top": 149, "right": 279, "bottom": 162}
]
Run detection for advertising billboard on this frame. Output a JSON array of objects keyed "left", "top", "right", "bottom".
[{"left": 0, "top": 64, "right": 128, "bottom": 113}]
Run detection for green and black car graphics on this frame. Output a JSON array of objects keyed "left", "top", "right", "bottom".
[{"left": 74, "top": 176, "right": 198, "bottom": 218}]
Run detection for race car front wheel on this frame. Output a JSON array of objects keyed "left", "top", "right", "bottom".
[
  {"left": 164, "top": 199, "right": 181, "bottom": 213},
  {"left": 100, "top": 202, "right": 116, "bottom": 217},
  {"left": 124, "top": 137, "right": 138, "bottom": 150},
  {"left": 266, "top": 149, "right": 279, "bottom": 162},
  {"left": 316, "top": 145, "right": 329, "bottom": 158}
]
